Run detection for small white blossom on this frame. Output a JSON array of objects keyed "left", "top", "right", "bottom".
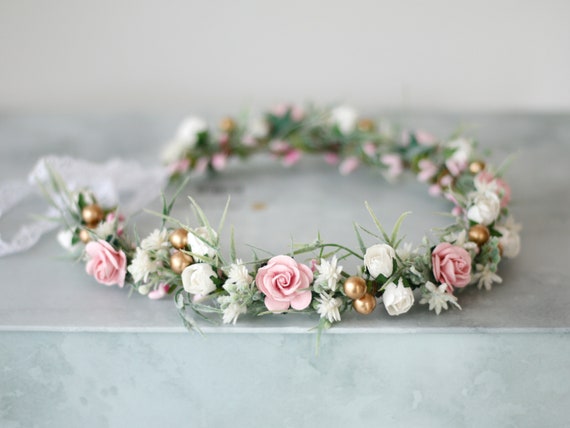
[
  {"left": 419, "top": 281, "right": 461, "bottom": 315},
  {"left": 187, "top": 227, "right": 218, "bottom": 259},
  {"left": 396, "top": 243, "right": 415, "bottom": 261},
  {"left": 315, "top": 293, "right": 342, "bottom": 323},
  {"left": 128, "top": 248, "right": 159, "bottom": 284},
  {"left": 223, "top": 259, "right": 253, "bottom": 292},
  {"left": 382, "top": 278, "right": 414, "bottom": 316},
  {"left": 140, "top": 229, "right": 169, "bottom": 252},
  {"left": 314, "top": 256, "right": 343, "bottom": 292},
  {"left": 364, "top": 244, "right": 395, "bottom": 278},
  {"left": 137, "top": 284, "right": 151, "bottom": 295},
  {"left": 330, "top": 106, "right": 358, "bottom": 134},
  {"left": 218, "top": 297, "right": 247, "bottom": 325},
  {"left": 162, "top": 116, "right": 208, "bottom": 163},
  {"left": 495, "top": 216, "right": 522, "bottom": 259},
  {"left": 472, "top": 264, "right": 502, "bottom": 291},
  {"left": 95, "top": 220, "right": 115, "bottom": 239},
  {"left": 248, "top": 117, "right": 269, "bottom": 139},
  {"left": 57, "top": 229, "right": 80, "bottom": 253}
]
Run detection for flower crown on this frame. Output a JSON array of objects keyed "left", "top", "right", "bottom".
[{"left": 43, "top": 104, "right": 521, "bottom": 332}]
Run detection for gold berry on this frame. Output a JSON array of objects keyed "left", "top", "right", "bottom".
[
  {"left": 81, "top": 204, "right": 104, "bottom": 227},
  {"left": 78, "top": 228, "right": 91, "bottom": 243},
  {"left": 353, "top": 293, "right": 377, "bottom": 315},
  {"left": 343, "top": 276, "right": 368, "bottom": 300},
  {"left": 169, "top": 228, "right": 188, "bottom": 250},
  {"left": 170, "top": 251, "right": 194, "bottom": 274},
  {"left": 468, "top": 224, "right": 490, "bottom": 246},
  {"left": 469, "top": 161, "right": 486, "bottom": 174},
  {"left": 357, "top": 118, "right": 375, "bottom": 132},
  {"left": 220, "top": 117, "right": 237, "bottom": 133}
]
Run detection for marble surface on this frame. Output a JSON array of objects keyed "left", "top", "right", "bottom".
[{"left": 1, "top": 113, "right": 570, "bottom": 427}]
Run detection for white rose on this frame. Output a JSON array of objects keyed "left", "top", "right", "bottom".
[
  {"left": 187, "top": 227, "right": 218, "bottom": 259},
  {"left": 330, "top": 106, "right": 357, "bottom": 134},
  {"left": 495, "top": 226, "right": 521, "bottom": 258},
  {"left": 364, "top": 244, "right": 395, "bottom": 278},
  {"left": 181, "top": 263, "right": 217, "bottom": 295},
  {"left": 382, "top": 278, "right": 414, "bottom": 316},
  {"left": 467, "top": 190, "right": 501, "bottom": 225},
  {"left": 161, "top": 116, "right": 208, "bottom": 163}
]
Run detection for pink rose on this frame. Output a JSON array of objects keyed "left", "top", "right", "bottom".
[
  {"left": 476, "top": 171, "right": 511, "bottom": 208},
  {"left": 431, "top": 243, "right": 472, "bottom": 288},
  {"left": 255, "top": 255, "right": 313, "bottom": 312},
  {"left": 85, "top": 240, "right": 127, "bottom": 287}
]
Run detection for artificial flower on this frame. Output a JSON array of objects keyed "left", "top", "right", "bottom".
[
  {"left": 330, "top": 106, "right": 357, "bottom": 134},
  {"left": 85, "top": 240, "right": 127, "bottom": 287},
  {"left": 148, "top": 283, "right": 170, "bottom": 300},
  {"left": 445, "top": 138, "right": 472, "bottom": 176},
  {"left": 431, "top": 242, "right": 472, "bottom": 288},
  {"left": 314, "top": 255, "right": 343, "bottom": 292},
  {"left": 218, "top": 297, "right": 248, "bottom": 325},
  {"left": 223, "top": 260, "right": 253, "bottom": 291},
  {"left": 181, "top": 263, "right": 217, "bottom": 296},
  {"left": 128, "top": 248, "right": 158, "bottom": 284},
  {"left": 187, "top": 227, "right": 218, "bottom": 259},
  {"left": 140, "top": 229, "right": 169, "bottom": 252},
  {"left": 495, "top": 216, "right": 522, "bottom": 258},
  {"left": 382, "top": 278, "right": 414, "bottom": 316},
  {"left": 364, "top": 243, "right": 395, "bottom": 278},
  {"left": 476, "top": 171, "right": 511, "bottom": 208},
  {"left": 472, "top": 263, "right": 502, "bottom": 291},
  {"left": 255, "top": 255, "right": 313, "bottom": 312},
  {"left": 161, "top": 116, "right": 207, "bottom": 163},
  {"left": 315, "top": 293, "right": 342, "bottom": 323},
  {"left": 467, "top": 190, "right": 501, "bottom": 226},
  {"left": 419, "top": 281, "right": 461, "bottom": 314}
]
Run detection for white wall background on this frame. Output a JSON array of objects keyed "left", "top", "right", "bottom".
[{"left": 1, "top": 0, "right": 569, "bottom": 113}]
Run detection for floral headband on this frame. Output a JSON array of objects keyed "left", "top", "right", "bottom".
[{"left": 7, "top": 104, "right": 521, "bottom": 333}]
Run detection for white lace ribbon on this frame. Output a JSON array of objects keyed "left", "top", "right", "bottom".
[{"left": 0, "top": 156, "right": 169, "bottom": 257}]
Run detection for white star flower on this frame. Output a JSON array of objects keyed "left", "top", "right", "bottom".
[
  {"left": 315, "top": 255, "right": 343, "bottom": 292},
  {"left": 419, "top": 281, "right": 461, "bottom": 315},
  {"left": 472, "top": 264, "right": 502, "bottom": 291},
  {"left": 315, "top": 293, "right": 342, "bottom": 323}
]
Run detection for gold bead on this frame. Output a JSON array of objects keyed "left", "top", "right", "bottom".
[
  {"left": 468, "top": 224, "right": 490, "bottom": 246},
  {"left": 169, "top": 228, "right": 188, "bottom": 249},
  {"left": 170, "top": 251, "right": 194, "bottom": 274},
  {"left": 469, "top": 161, "right": 486, "bottom": 174},
  {"left": 357, "top": 118, "right": 375, "bottom": 132},
  {"left": 81, "top": 204, "right": 104, "bottom": 227},
  {"left": 343, "top": 276, "right": 368, "bottom": 300},
  {"left": 78, "top": 228, "right": 91, "bottom": 243},
  {"left": 220, "top": 117, "right": 237, "bottom": 133},
  {"left": 353, "top": 293, "right": 377, "bottom": 315}
]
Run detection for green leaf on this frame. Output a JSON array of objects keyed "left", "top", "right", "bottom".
[
  {"left": 230, "top": 226, "right": 237, "bottom": 263},
  {"left": 390, "top": 211, "right": 411, "bottom": 247},
  {"left": 364, "top": 201, "right": 390, "bottom": 243},
  {"left": 353, "top": 222, "right": 367, "bottom": 254},
  {"left": 217, "top": 196, "right": 231, "bottom": 237}
]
